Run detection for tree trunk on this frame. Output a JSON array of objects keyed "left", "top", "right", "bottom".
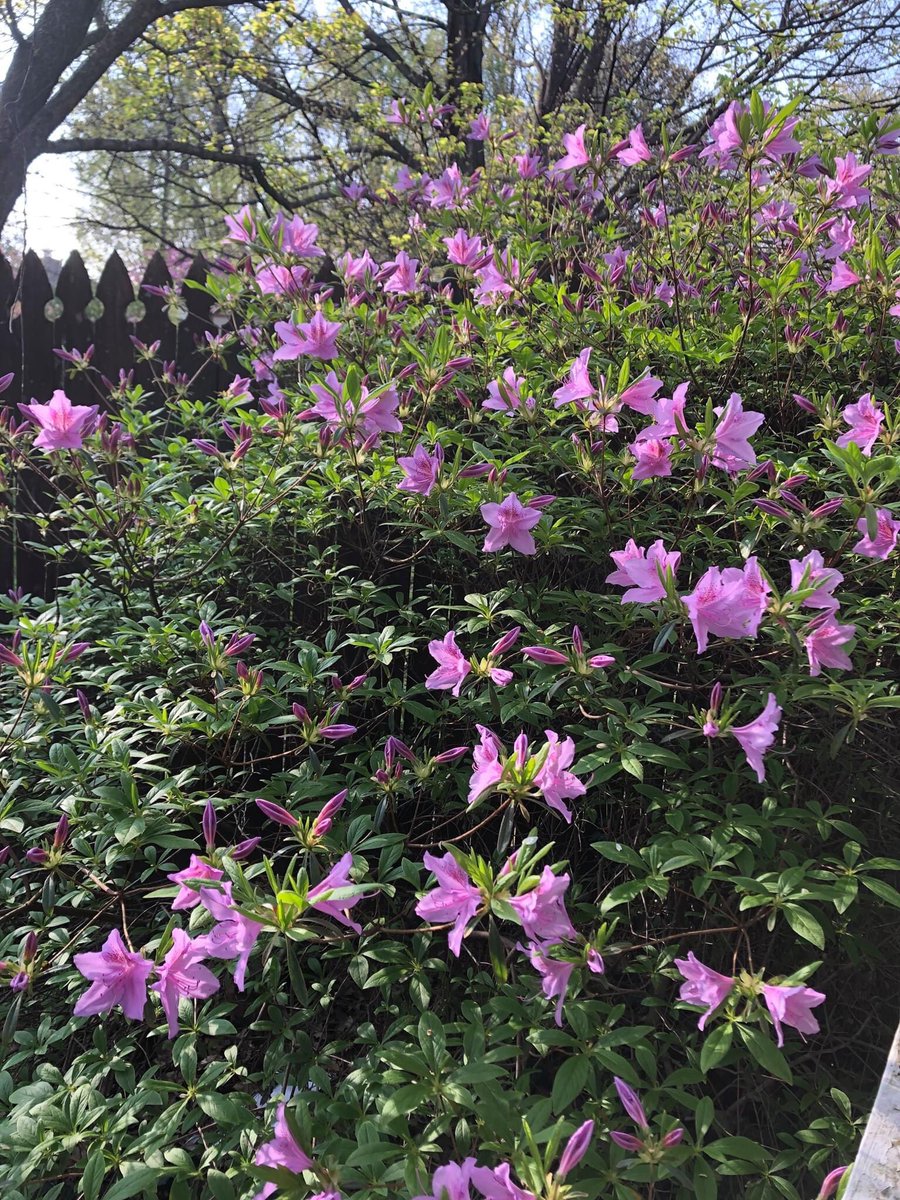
[{"left": 445, "top": 0, "right": 488, "bottom": 170}]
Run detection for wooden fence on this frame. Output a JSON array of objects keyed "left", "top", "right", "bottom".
[{"left": 1, "top": 248, "right": 239, "bottom": 598}]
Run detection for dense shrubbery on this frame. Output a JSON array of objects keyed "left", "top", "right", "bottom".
[{"left": 1, "top": 95, "right": 899, "bottom": 1200}]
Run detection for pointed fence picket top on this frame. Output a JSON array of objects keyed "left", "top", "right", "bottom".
[
  {"left": 136, "top": 251, "right": 177, "bottom": 375},
  {"left": 93, "top": 251, "right": 135, "bottom": 389},
  {"left": 0, "top": 253, "right": 20, "bottom": 406},
  {"left": 179, "top": 252, "right": 222, "bottom": 389},
  {"left": 54, "top": 251, "right": 96, "bottom": 406},
  {"left": 16, "top": 251, "right": 55, "bottom": 406}
]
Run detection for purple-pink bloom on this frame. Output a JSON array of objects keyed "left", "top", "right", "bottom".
[
  {"left": 398, "top": 443, "right": 443, "bottom": 495},
  {"left": 825, "top": 259, "right": 860, "bottom": 292},
  {"left": 607, "top": 539, "right": 680, "bottom": 604},
  {"left": 426, "top": 630, "right": 471, "bottom": 696},
  {"left": 789, "top": 551, "right": 843, "bottom": 611},
  {"left": 382, "top": 250, "right": 423, "bottom": 295},
  {"left": 73, "top": 928, "right": 154, "bottom": 1020},
  {"left": 730, "top": 693, "right": 782, "bottom": 783},
  {"left": 471, "top": 1163, "right": 536, "bottom": 1200},
  {"left": 19, "top": 390, "right": 98, "bottom": 452},
  {"left": 508, "top": 868, "right": 577, "bottom": 943},
  {"left": 484, "top": 367, "right": 529, "bottom": 411},
  {"left": 168, "top": 855, "right": 225, "bottom": 910},
  {"left": 682, "top": 559, "right": 769, "bottom": 654},
  {"left": 616, "top": 124, "right": 652, "bottom": 166},
  {"left": 224, "top": 204, "right": 256, "bottom": 243},
  {"left": 630, "top": 436, "right": 673, "bottom": 480},
  {"left": 480, "top": 493, "right": 543, "bottom": 554},
  {"left": 534, "top": 731, "right": 585, "bottom": 823},
  {"left": 761, "top": 983, "right": 826, "bottom": 1048},
  {"left": 273, "top": 313, "right": 342, "bottom": 361},
  {"left": 674, "top": 951, "right": 735, "bottom": 1030},
  {"left": 553, "top": 348, "right": 595, "bottom": 407},
  {"left": 468, "top": 112, "right": 490, "bottom": 141},
  {"left": 468, "top": 724, "right": 505, "bottom": 804},
  {"left": 416, "top": 852, "right": 482, "bottom": 956},
  {"left": 852, "top": 508, "right": 899, "bottom": 559},
  {"left": 196, "top": 883, "right": 263, "bottom": 991},
  {"left": 619, "top": 374, "right": 664, "bottom": 414},
  {"left": 825, "top": 152, "right": 871, "bottom": 209},
  {"left": 151, "top": 927, "right": 219, "bottom": 1039},
  {"left": 836, "top": 393, "right": 884, "bottom": 455},
  {"left": 307, "top": 852, "right": 369, "bottom": 934},
  {"left": 804, "top": 617, "right": 855, "bottom": 676},
  {"left": 712, "top": 393, "right": 764, "bottom": 473},
  {"left": 525, "top": 942, "right": 575, "bottom": 1025},
  {"left": 555, "top": 124, "right": 590, "bottom": 171},
  {"left": 253, "top": 1103, "right": 314, "bottom": 1200},
  {"left": 413, "top": 1160, "right": 477, "bottom": 1200},
  {"left": 444, "top": 228, "right": 485, "bottom": 267}
]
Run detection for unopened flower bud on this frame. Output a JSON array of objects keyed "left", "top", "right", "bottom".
[
  {"left": 202, "top": 801, "right": 217, "bottom": 851},
  {"left": 432, "top": 745, "right": 470, "bottom": 763},
  {"left": 558, "top": 1119, "right": 594, "bottom": 1177},
  {"left": 491, "top": 626, "right": 521, "bottom": 656},
  {"left": 231, "top": 836, "right": 261, "bottom": 861},
  {"left": 255, "top": 799, "right": 298, "bottom": 828}
]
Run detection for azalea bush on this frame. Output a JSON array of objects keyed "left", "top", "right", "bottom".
[{"left": 1, "top": 94, "right": 899, "bottom": 1200}]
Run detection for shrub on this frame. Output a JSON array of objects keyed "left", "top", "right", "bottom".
[{"left": 0, "top": 95, "right": 898, "bottom": 1200}]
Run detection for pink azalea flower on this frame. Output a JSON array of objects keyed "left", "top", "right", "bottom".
[
  {"left": 630, "top": 436, "right": 673, "bottom": 480},
  {"left": 468, "top": 724, "right": 505, "bottom": 804},
  {"left": 336, "top": 248, "right": 377, "bottom": 282},
  {"left": 307, "top": 852, "right": 369, "bottom": 934},
  {"left": 471, "top": 1162, "right": 537, "bottom": 1200},
  {"left": 398, "top": 443, "right": 443, "bottom": 496},
  {"left": 167, "top": 855, "right": 224, "bottom": 910},
  {"left": 712, "top": 393, "right": 764, "bottom": 473},
  {"left": 480, "top": 493, "right": 543, "bottom": 554},
  {"left": 788, "top": 551, "right": 843, "bottom": 611},
  {"left": 383, "top": 250, "right": 423, "bottom": 294},
  {"left": 468, "top": 112, "right": 491, "bottom": 141},
  {"left": 444, "top": 228, "right": 485, "bottom": 267},
  {"left": 473, "top": 250, "right": 518, "bottom": 305},
  {"left": 619, "top": 375, "right": 664, "bottom": 415},
  {"left": 821, "top": 215, "right": 856, "bottom": 260},
  {"left": 253, "top": 1103, "right": 314, "bottom": 1200},
  {"left": 730, "top": 693, "right": 782, "bottom": 783},
  {"left": 641, "top": 382, "right": 689, "bottom": 435},
  {"left": 836, "top": 393, "right": 884, "bottom": 455},
  {"left": 825, "top": 260, "right": 860, "bottom": 292},
  {"left": 525, "top": 942, "right": 575, "bottom": 1025},
  {"left": 426, "top": 630, "right": 471, "bottom": 696},
  {"left": 534, "top": 731, "right": 585, "bottom": 823},
  {"left": 414, "top": 1160, "right": 477, "bottom": 1200},
  {"left": 825, "top": 152, "right": 871, "bottom": 209},
  {"left": 616, "top": 123, "right": 652, "bottom": 166},
  {"left": 272, "top": 214, "right": 324, "bottom": 257},
  {"left": 682, "top": 560, "right": 769, "bottom": 653},
  {"left": 151, "top": 928, "right": 219, "bottom": 1039},
  {"left": 553, "top": 348, "right": 595, "bottom": 407},
  {"left": 19, "top": 390, "right": 99, "bottom": 452},
  {"left": 852, "top": 508, "right": 899, "bottom": 559},
  {"left": 359, "top": 384, "right": 402, "bottom": 441},
  {"left": 674, "top": 952, "right": 735, "bottom": 1030},
  {"left": 761, "top": 983, "right": 826, "bottom": 1048},
  {"left": 416, "top": 852, "right": 482, "bottom": 956},
  {"left": 607, "top": 539, "right": 680, "bottom": 604},
  {"left": 804, "top": 617, "right": 855, "bottom": 676},
  {"left": 224, "top": 204, "right": 256, "bottom": 242},
  {"left": 555, "top": 124, "right": 590, "bottom": 171},
  {"left": 196, "top": 883, "right": 263, "bottom": 991},
  {"left": 272, "top": 313, "right": 342, "bottom": 361},
  {"left": 73, "top": 928, "right": 154, "bottom": 1020},
  {"left": 508, "top": 868, "right": 577, "bottom": 943},
  {"left": 484, "top": 367, "right": 529, "bottom": 411}
]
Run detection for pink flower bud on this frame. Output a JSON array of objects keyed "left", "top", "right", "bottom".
[
  {"left": 292, "top": 702, "right": 310, "bottom": 723},
  {"left": 225, "top": 632, "right": 255, "bottom": 657},
  {"left": 202, "top": 801, "right": 217, "bottom": 851},
  {"left": 52, "top": 814, "right": 69, "bottom": 849},
  {"left": 529, "top": 494, "right": 556, "bottom": 509},
  {"left": 792, "top": 392, "right": 816, "bottom": 414},
  {"left": 810, "top": 497, "right": 845, "bottom": 518},
  {"left": 385, "top": 735, "right": 416, "bottom": 765},
  {"left": 661, "top": 1128, "right": 684, "bottom": 1148},
  {"left": 231, "top": 836, "right": 261, "bottom": 860},
  {"left": 346, "top": 674, "right": 368, "bottom": 692},
  {"left": 572, "top": 626, "right": 584, "bottom": 654},
  {"left": 0, "top": 846, "right": 9, "bottom": 865},
  {"left": 459, "top": 463, "right": 492, "bottom": 478},
  {"left": 23, "top": 932, "right": 37, "bottom": 962},
  {"left": 609, "top": 1131, "right": 644, "bottom": 1152},
  {"left": 319, "top": 724, "right": 357, "bottom": 740},
  {"left": 25, "top": 848, "right": 49, "bottom": 865},
  {"left": 199, "top": 621, "right": 215, "bottom": 647},
  {"left": 754, "top": 499, "right": 792, "bottom": 519},
  {"left": 586, "top": 947, "right": 604, "bottom": 974},
  {"left": 816, "top": 1166, "right": 847, "bottom": 1200},
  {"left": 522, "top": 646, "right": 569, "bottom": 665},
  {"left": 513, "top": 732, "right": 529, "bottom": 770},
  {"left": 255, "top": 799, "right": 299, "bottom": 828},
  {"left": 614, "top": 1077, "right": 648, "bottom": 1129},
  {"left": 63, "top": 642, "right": 90, "bottom": 662},
  {"left": 76, "top": 689, "right": 91, "bottom": 720},
  {"left": 491, "top": 626, "right": 521, "bottom": 655},
  {"left": 588, "top": 654, "right": 615, "bottom": 669},
  {"left": 9, "top": 972, "right": 28, "bottom": 991},
  {"left": 558, "top": 1119, "right": 594, "bottom": 1177},
  {"left": 432, "top": 745, "right": 469, "bottom": 763}
]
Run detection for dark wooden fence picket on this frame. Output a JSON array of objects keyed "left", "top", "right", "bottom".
[{"left": 0, "top": 247, "right": 242, "bottom": 598}]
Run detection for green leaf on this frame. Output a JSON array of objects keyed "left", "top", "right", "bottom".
[
  {"left": 700, "top": 1022, "right": 733, "bottom": 1074},
  {"left": 783, "top": 905, "right": 825, "bottom": 949},
  {"left": 206, "top": 1171, "right": 235, "bottom": 1200},
  {"left": 551, "top": 1054, "right": 591, "bottom": 1113},
  {"left": 101, "top": 1167, "right": 166, "bottom": 1200},
  {"left": 862, "top": 876, "right": 900, "bottom": 908},
  {"left": 380, "top": 1082, "right": 432, "bottom": 1121},
  {"left": 705, "top": 1135, "right": 769, "bottom": 1164},
  {"left": 738, "top": 1025, "right": 793, "bottom": 1083},
  {"left": 81, "top": 1148, "right": 107, "bottom": 1200},
  {"left": 196, "top": 1093, "right": 247, "bottom": 1124}
]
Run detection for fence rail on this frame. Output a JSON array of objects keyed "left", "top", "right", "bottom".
[{"left": 1, "top": 248, "right": 237, "bottom": 598}]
